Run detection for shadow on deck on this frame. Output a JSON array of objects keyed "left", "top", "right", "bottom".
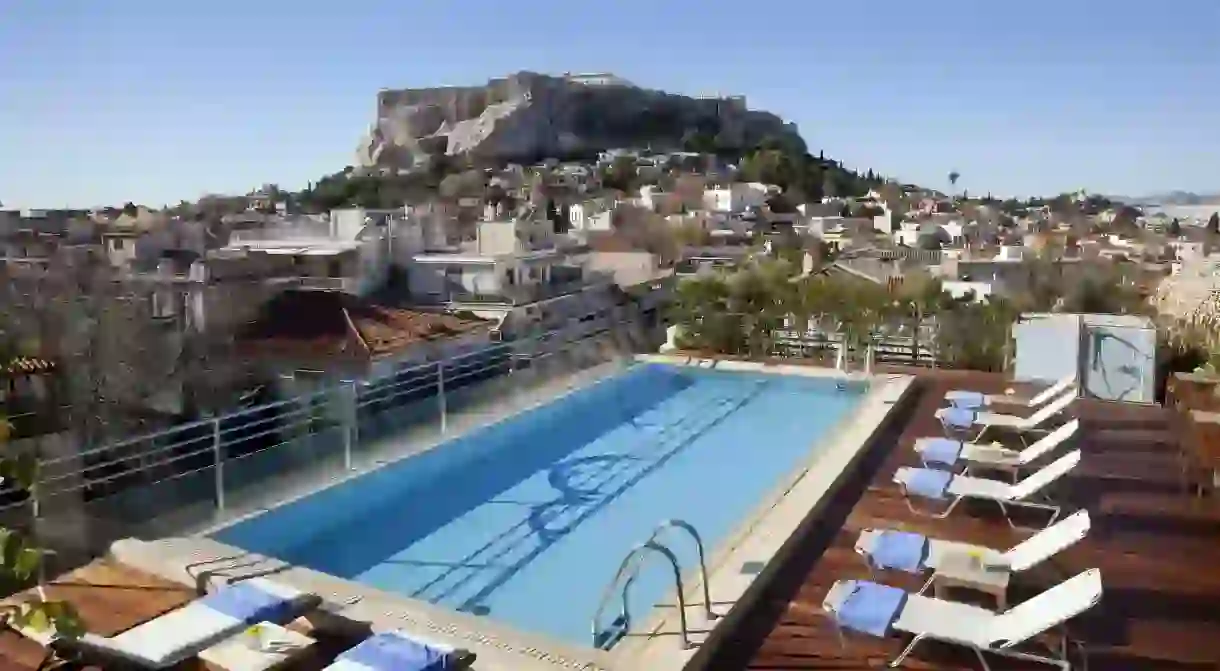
[{"left": 698, "top": 371, "right": 1220, "bottom": 671}]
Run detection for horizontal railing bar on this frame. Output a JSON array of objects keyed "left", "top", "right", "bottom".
[
  {"left": 38, "top": 387, "right": 336, "bottom": 467},
  {"left": 26, "top": 316, "right": 634, "bottom": 504},
  {"left": 37, "top": 412, "right": 337, "bottom": 490}
]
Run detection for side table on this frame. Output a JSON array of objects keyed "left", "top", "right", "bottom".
[
  {"left": 932, "top": 551, "right": 1010, "bottom": 610},
  {"left": 199, "top": 621, "right": 315, "bottom": 671}
]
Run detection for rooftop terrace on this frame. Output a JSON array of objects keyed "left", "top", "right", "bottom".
[{"left": 2, "top": 369, "right": 1218, "bottom": 670}]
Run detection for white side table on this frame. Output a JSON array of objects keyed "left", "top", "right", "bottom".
[
  {"left": 932, "top": 551, "right": 1011, "bottom": 610},
  {"left": 200, "top": 621, "right": 315, "bottom": 671}
]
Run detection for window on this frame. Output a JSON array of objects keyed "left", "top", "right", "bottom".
[
  {"left": 328, "top": 260, "right": 342, "bottom": 278},
  {"left": 112, "top": 239, "right": 124, "bottom": 250}
]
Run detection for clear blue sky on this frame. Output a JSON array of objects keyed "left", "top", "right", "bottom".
[{"left": 3, "top": 1, "right": 1218, "bottom": 208}]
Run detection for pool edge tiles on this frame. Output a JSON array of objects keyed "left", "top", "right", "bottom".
[{"left": 108, "top": 366, "right": 915, "bottom": 671}]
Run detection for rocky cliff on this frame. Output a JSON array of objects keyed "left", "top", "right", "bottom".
[{"left": 355, "top": 71, "right": 802, "bottom": 170}]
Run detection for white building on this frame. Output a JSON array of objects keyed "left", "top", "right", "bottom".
[
  {"left": 568, "top": 202, "right": 614, "bottom": 232},
  {"left": 404, "top": 215, "right": 590, "bottom": 309},
  {"left": 702, "top": 182, "right": 772, "bottom": 213}
]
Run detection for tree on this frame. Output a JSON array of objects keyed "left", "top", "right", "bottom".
[
  {"left": 670, "top": 275, "right": 736, "bottom": 353},
  {"left": 1111, "top": 205, "right": 1141, "bottom": 232},
  {"left": 611, "top": 204, "right": 680, "bottom": 265},
  {"left": 1209, "top": 212, "right": 1219, "bottom": 235},
  {"left": 935, "top": 299, "right": 1016, "bottom": 371},
  {"left": 948, "top": 171, "right": 960, "bottom": 194},
  {"left": 0, "top": 415, "right": 82, "bottom": 636},
  {"left": 896, "top": 270, "right": 947, "bottom": 363},
  {"left": 601, "top": 156, "right": 638, "bottom": 193},
  {"left": 1168, "top": 218, "right": 1182, "bottom": 237}
]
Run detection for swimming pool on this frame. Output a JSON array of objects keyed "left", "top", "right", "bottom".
[{"left": 211, "top": 362, "right": 865, "bottom": 647}]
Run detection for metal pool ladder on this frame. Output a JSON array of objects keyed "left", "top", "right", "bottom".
[{"left": 591, "top": 519, "right": 719, "bottom": 650}]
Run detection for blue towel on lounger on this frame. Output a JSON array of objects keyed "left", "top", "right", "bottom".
[
  {"left": 869, "top": 531, "right": 929, "bottom": 572},
  {"left": 198, "top": 582, "right": 300, "bottom": 625},
  {"left": 920, "top": 438, "right": 964, "bottom": 467},
  {"left": 834, "top": 581, "right": 908, "bottom": 637},
  {"left": 940, "top": 408, "right": 977, "bottom": 429},
  {"left": 903, "top": 468, "right": 953, "bottom": 499},
  {"left": 945, "top": 390, "right": 986, "bottom": 409},
  {"left": 339, "top": 631, "right": 455, "bottom": 670}
]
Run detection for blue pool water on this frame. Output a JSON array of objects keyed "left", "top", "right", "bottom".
[{"left": 213, "top": 363, "right": 864, "bottom": 646}]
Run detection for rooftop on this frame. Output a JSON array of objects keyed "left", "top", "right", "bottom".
[{"left": 237, "top": 290, "right": 490, "bottom": 360}]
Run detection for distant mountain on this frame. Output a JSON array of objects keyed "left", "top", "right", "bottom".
[{"left": 1114, "top": 191, "right": 1220, "bottom": 206}]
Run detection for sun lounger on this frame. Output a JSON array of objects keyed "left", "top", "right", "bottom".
[
  {"left": 323, "top": 630, "right": 476, "bottom": 671},
  {"left": 854, "top": 509, "right": 1091, "bottom": 583},
  {"left": 945, "top": 375, "right": 1076, "bottom": 410},
  {"left": 822, "top": 567, "right": 1101, "bottom": 669},
  {"left": 914, "top": 419, "right": 1081, "bottom": 475},
  {"left": 892, "top": 450, "right": 1081, "bottom": 527},
  {"left": 935, "top": 390, "right": 1077, "bottom": 443},
  {"left": 30, "top": 577, "right": 322, "bottom": 669}
]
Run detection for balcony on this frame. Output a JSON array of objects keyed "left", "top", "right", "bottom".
[{"left": 413, "top": 272, "right": 613, "bottom": 308}]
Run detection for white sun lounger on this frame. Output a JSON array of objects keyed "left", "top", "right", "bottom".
[
  {"left": 322, "top": 630, "right": 476, "bottom": 671},
  {"left": 914, "top": 419, "right": 1081, "bottom": 475},
  {"left": 31, "top": 577, "right": 321, "bottom": 669},
  {"left": 935, "top": 390, "right": 1077, "bottom": 444},
  {"left": 892, "top": 450, "right": 1081, "bottom": 528},
  {"left": 853, "top": 510, "right": 1092, "bottom": 586},
  {"left": 945, "top": 375, "right": 1077, "bottom": 410},
  {"left": 822, "top": 568, "right": 1102, "bottom": 670}
]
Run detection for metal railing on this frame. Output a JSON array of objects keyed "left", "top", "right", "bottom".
[
  {"left": 6, "top": 309, "right": 655, "bottom": 558},
  {"left": 592, "top": 519, "right": 717, "bottom": 651}
]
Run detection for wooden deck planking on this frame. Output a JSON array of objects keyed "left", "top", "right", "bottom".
[
  {"left": 0, "top": 561, "right": 363, "bottom": 671},
  {"left": 701, "top": 373, "right": 1220, "bottom": 671},
  {"left": 0, "top": 560, "right": 195, "bottom": 670}
]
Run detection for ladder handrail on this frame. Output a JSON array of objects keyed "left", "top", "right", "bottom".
[
  {"left": 591, "top": 540, "right": 691, "bottom": 649},
  {"left": 644, "top": 519, "right": 718, "bottom": 623}
]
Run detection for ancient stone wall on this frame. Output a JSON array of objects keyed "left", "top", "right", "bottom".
[{"left": 357, "top": 72, "right": 800, "bottom": 169}]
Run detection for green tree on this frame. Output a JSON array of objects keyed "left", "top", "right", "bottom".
[
  {"left": 601, "top": 156, "right": 639, "bottom": 192},
  {"left": 670, "top": 275, "right": 737, "bottom": 353},
  {"left": 0, "top": 415, "right": 82, "bottom": 637},
  {"left": 936, "top": 299, "right": 1017, "bottom": 371},
  {"left": 897, "top": 271, "right": 947, "bottom": 364},
  {"left": 1208, "top": 212, "right": 1219, "bottom": 235},
  {"left": 1168, "top": 218, "right": 1182, "bottom": 237}
]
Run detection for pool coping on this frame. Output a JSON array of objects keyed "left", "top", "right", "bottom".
[{"left": 108, "top": 359, "right": 917, "bottom": 671}]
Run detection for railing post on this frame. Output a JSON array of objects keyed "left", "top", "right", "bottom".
[
  {"left": 340, "top": 380, "right": 356, "bottom": 471},
  {"left": 437, "top": 360, "right": 447, "bottom": 434},
  {"left": 213, "top": 416, "right": 225, "bottom": 512}
]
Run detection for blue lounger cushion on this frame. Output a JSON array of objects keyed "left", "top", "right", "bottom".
[
  {"left": 903, "top": 468, "right": 953, "bottom": 499},
  {"left": 940, "top": 408, "right": 977, "bottom": 429},
  {"left": 920, "top": 438, "right": 964, "bottom": 467},
  {"left": 833, "top": 581, "right": 908, "bottom": 637},
  {"left": 201, "top": 580, "right": 305, "bottom": 625},
  {"left": 945, "top": 390, "right": 986, "bottom": 408},
  {"left": 869, "top": 531, "right": 929, "bottom": 572}
]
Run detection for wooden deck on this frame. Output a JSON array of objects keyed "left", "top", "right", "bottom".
[
  {"left": 0, "top": 561, "right": 363, "bottom": 671},
  {"left": 698, "top": 372, "right": 1220, "bottom": 671}
]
